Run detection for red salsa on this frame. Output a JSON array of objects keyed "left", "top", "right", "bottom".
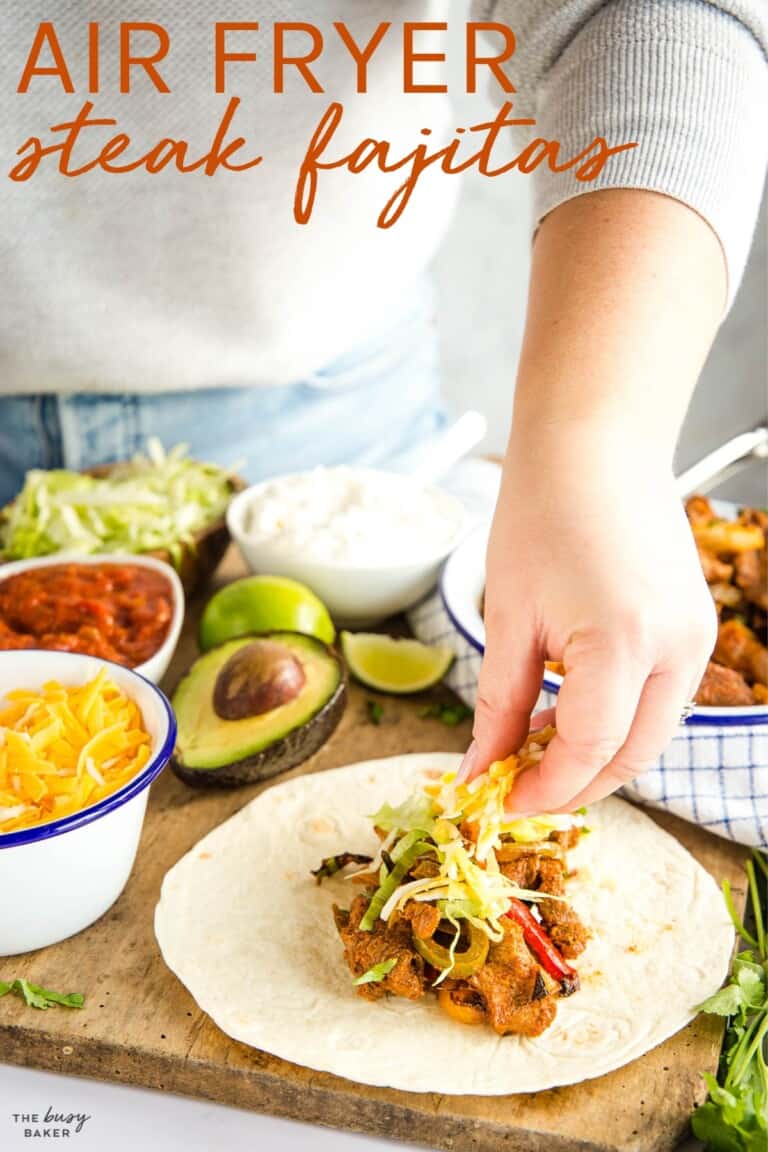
[{"left": 0, "top": 563, "right": 174, "bottom": 667}]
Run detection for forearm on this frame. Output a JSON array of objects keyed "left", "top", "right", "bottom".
[
  {"left": 509, "top": 189, "right": 725, "bottom": 467},
  {"left": 475, "top": 189, "right": 723, "bottom": 798},
  {"left": 469, "top": 0, "right": 766, "bottom": 804}
]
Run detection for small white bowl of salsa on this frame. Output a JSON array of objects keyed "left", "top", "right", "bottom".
[{"left": 0, "top": 553, "right": 184, "bottom": 684}]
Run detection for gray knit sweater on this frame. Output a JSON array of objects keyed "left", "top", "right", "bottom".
[
  {"left": 489, "top": 0, "right": 768, "bottom": 304},
  {"left": 1, "top": 1, "right": 766, "bottom": 394}
]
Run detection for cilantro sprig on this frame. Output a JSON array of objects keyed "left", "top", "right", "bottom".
[
  {"left": 692, "top": 852, "right": 768, "bottom": 1151},
  {"left": 418, "top": 702, "right": 473, "bottom": 727},
  {"left": 0, "top": 978, "right": 84, "bottom": 1010},
  {"left": 366, "top": 699, "right": 384, "bottom": 726}
]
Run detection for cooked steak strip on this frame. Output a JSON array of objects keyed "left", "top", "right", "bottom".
[
  {"left": 499, "top": 854, "right": 540, "bottom": 888},
  {"left": 409, "top": 857, "right": 441, "bottom": 880},
  {"left": 335, "top": 893, "right": 426, "bottom": 1001},
  {"left": 686, "top": 495, "right": 715, "bottom": 526},
  {"left": 715, "top": 618, "right": 768, "bottom": 685},
  {"left": 697, "top": 547, "right": 733, "bottom": 585},
  {"left": 696, "top": 660, "right": 754, "bottom": 706},
  {"left": 469, "top": 921, "right": 545, "bottom": 1041},
  {"left": 734, "top": 549, "right": 768, "bottom": 612},
  {"left": 536, "top": 858, "right": 589, "bottom": 959},
  {"left": 397, "top": 900, "right": 441, "bottom": 941},
  {"left": 549, "top": 827, "right": 582, "bottom": 851},
  {"left": 489, "top": 993, "right": 558, "bottom": 1037}
]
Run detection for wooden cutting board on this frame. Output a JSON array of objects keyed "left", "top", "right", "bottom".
[{"left": 0, "top": 550, "right": 747, "bottom": 1152}]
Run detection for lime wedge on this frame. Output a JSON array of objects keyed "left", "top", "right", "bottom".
[
  {"left": 341, "top": 632, "right": 454, "bottom": 694},
  {"left": 199, "top": 576, "right": 335, "bottom": 651}
]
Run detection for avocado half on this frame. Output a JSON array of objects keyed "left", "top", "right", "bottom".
[{"left": 171, "top": 632, "right": 346, "bottom": 788}]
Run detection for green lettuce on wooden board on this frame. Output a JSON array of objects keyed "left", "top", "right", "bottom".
[{"left": 0, "top": 439, "right": 232, "bottom": 568}]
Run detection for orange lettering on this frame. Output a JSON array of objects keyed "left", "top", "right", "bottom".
[
  {"left": 274, "top": 23, "right": 324, "bottom": 93},
  {"left": 9, "top": 137, "right": 45, "bottom": 182},
  {"left": 202, "top": 97, "right": 263, "bottom": 174},
  {"left": 333, "top": 22, "right": 390, "bottom": 93},
  {"left": 119, "top": 23, "right": 170, "bottom": 93},
  {"left": 88, "top": 23, "right": 100, "bottom": 93},
  {"left": 17, "top": 22, "right": 74, "bottom": 94},
  {"left": 9, "top": 103, "right": 120, "bottom": 179},
  {"left": 58, "top": 104, "right": 121, "bottom": 175},
  {"left": 215, "top": 22, "right": 259, "bottom": 94},
  {"left": 7, "top": 97, "right": 263, "bottom": 180},
  {"left": 403, "top": 23, "right": 447, "bottom": 94},
  {"left": 98, "top": 134, "right": 134, "bottom": 171},
  {"left": 466, "top": 23, "right": 516, "bottom": 94},
  {"left": 295, "top": 101, "right": 345, "bottom": 222},
  {"left": 574, "top": 138, "right": 637, "bottom": 180},
  {"left": 515, "top": 138, "right": 559, "bottom": 174}
]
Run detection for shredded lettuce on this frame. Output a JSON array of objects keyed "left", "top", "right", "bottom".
[
  {"left": 430, "top": 757, "right": 581, "bottom": 860},
  {"left": 369, "top": 795, "right": 436, "bottom": 837},
  {"left": 0, "top": 439, "right": 233, "bottom": 569},
  {"left": 361, "top": 833, "right": 435, "bottom": 931},
  {"left": 352, "top": 958, "right": 397, "bottom": 986},
  {"left": 358, "top": 733, "right": 581, "bottom": 938}
]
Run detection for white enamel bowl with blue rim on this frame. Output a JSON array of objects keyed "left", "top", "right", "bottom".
[
  {"left": 0, "top": 552, "right": 185, "bottom": 685},
  {"left": 440, "top": 518, "right": 768, "bottom": 728},
  {"left": 0, "top": 650, "right": 176, "bottom": 955}
]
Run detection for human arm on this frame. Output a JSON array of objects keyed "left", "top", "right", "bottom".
[
  {"left": 467, "top": 187, "right": 722, "bottom": 810},
  {"left": 464, "top": 0, "right": 768, "bottom": 808}
]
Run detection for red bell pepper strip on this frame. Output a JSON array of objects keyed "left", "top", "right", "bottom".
[{"left": 504, "top": 898, "right": 580, "bottom": 995}]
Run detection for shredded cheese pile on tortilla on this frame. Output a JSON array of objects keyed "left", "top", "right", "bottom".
[
  {"left": 370, "top": 728, "right": 581, "bottom": 940},
  {"left": 426, "top": 726, "right": 578, "bottom": 861},
  {"left": 0, "top": 669, "right": 151, "bottom": 834}
]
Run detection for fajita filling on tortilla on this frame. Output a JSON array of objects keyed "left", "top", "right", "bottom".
[
  {"left": 155, "top": 748, "right": 733, "bottom": 1094},
  {"left": 313, "top": 726, "right": 590, "bottom": 1037}
]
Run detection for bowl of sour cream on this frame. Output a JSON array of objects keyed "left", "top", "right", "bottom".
[{"left": 227, "top": 467, "right": 467, "bottom": 625}]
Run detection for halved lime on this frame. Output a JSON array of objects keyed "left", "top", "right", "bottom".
[
  {"left": 341, "top": 632, "right": 454, "bottom": 694},
  {"left": 199, "top": 576, "right": 335, "bottom": 651}
]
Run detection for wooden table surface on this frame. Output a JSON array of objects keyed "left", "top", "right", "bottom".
[{"left": 0, "top": 549, "right": 747, "bottom": 1152}]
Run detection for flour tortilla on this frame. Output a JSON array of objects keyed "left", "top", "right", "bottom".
[{"left": 155, "top": 754, "right": 733, "bottom": 1095}]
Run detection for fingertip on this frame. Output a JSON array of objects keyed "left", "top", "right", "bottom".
[
  {"left": 529, "top": 706, "right": 556, "bottom": 732},
  {"left": 456, "top": 740, "right": 480, "bottom": 783},
  {"left": 507, "top": 733, "right": 597, "bottom": 814},
  {"left": 506, "top": 764, "right": 545, "bottom": 815}
]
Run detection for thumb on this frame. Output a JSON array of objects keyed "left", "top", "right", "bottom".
[{"left": 464, "top": 608, "right": 543, "bottom": 781}]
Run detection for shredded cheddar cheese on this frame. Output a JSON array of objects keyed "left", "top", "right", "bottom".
[
  {"left": 367, "top": 727, "right": 578, "bottom": 946},
  {"left": 426, "top": 726, "right": 580, "bottom": 860},
  {"left": 0, "top": 669, "right": 151, "bottom": 835}
]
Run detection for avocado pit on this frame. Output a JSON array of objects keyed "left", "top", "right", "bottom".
[
  {"left": 213, "top": 639, "right": 306, "bottom": 720},
  {"left": 171, "top": 631, "right": 347, "bottom": 786}
]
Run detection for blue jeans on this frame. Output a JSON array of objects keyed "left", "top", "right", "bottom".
[{"left": 0, "top": 284, "right": 445, "bottom": 505}]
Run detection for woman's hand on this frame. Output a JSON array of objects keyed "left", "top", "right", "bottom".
[
  {"left": 463, "top": 420, "right": 717, "bottom": 812},
  {"left": 459, "top": 190, "right": 726, "bottom": 812}
]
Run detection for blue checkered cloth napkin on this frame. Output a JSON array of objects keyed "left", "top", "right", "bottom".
[{"left": 409, "top": 590, "right": 768, "bottom": 852}]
